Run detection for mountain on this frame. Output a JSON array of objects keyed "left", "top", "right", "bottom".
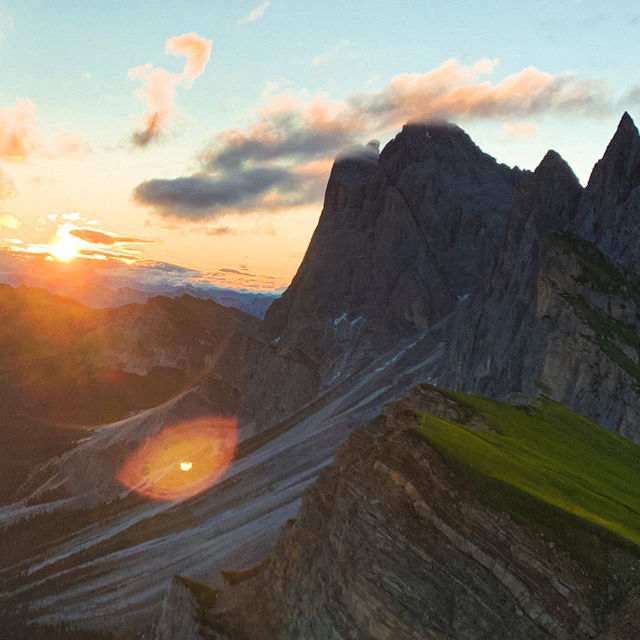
[
  {"left": 267, "top": 114, "right": 640, "bottom": 442},
  {"left": 166, "top": 386, "right": 640, "bottom": 639},
  {"left": 0, "top": 285, "right": 316, "bottom": 504},
  {"left": 2, "top": 114, "right": 640, "bottom": 638},
  {"left": 266, "top": 122, "right": 528, "bottom": 380}
]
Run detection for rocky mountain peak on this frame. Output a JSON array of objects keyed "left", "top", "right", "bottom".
[
  {"left": 510, "top": 148, "right": 582, "bottom": 237},
  {"left": 576, "top": 112, "right": 640, "bottom": 272},
  {"left": 585, "top": 111, "right": 640, "bottom": 203},
  {"left": 536, "top": 149, "right": 577, "bottom": 180},
  {"left": 379, "top": 120, "right": 497, "bottom": 182},
  {"left": 266, "top": 120, "right": 526, "bottom": 379}
]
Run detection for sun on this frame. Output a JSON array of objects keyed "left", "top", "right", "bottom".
[
  {"left": 50, "top": 236, "right": 79, "bottom": 263},
  {"left": 179, "top": 461, "right": 193, "bottom": 472}
]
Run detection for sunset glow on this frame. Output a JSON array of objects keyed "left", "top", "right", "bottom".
[
  {"left": 49, "top": 236, "right": 80, "bottom": 263},
  {"left": 117, "top": 416, "right": 237, "bottom": 501}
]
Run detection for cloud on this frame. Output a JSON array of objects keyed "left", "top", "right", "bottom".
[
  {"left": 133, "top": 58, "right": 622, "bottom": 221},
  {"left": 69, "top": 228, "right": 154, "bottom": 245},
  {"left": 618, "top": 85, "right": 640, "bottom": 108},
  {"left": 130, "top": 32, "right": 212, "bottom": 147},
  {"left": 0, "top": 98, "right": 39, "bottom": 161},
  {"left": 0, "top": 98, "right": 90, "bottom": 160},
  {"left": 43, "top": 129, "right": 92, "bottom": 157},
  {"left": 349, "top": 60, "right": 611, "bottom": 130},
  {"left": 240, "top": 1, "right": 270, "bottom": 23},
  {"left": 166, "top": 32, "right": 212, "bottom": 85},
  {"left": 499, "top": 121, "right": 538, "bottom": 140},
  {"left": 0, "top": 169, "right": 16, "bottom": 207},
  {"left": 0, "top": 213, "right": 22, "bottom": 230},
  {"left": 312, "top": 40, "right": 350, "bottom": 68},
  {"left": 202, "top": 106, "right": 363, "bottom": 172},
  {"left": 206, "top": 226, "right": 237, "bottom": 236},
  {"left": 133, "top": 166, "right": 325, "bottom": 220}
]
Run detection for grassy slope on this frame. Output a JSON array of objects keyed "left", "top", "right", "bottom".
[
  {"left": 416, "top": 389, "right": 640, "bottom": 613},
  {"left": 417, "top": 391, "right": 640, "bottom": 546}
]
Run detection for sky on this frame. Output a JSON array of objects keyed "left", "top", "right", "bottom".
[{"left": 0, "top": 0, "right": 639, "bottom": 291}]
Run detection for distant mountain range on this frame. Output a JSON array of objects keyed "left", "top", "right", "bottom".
[
  {"left": 2, "top": 114, "right": 640, "bottom": 639},
  {"left": 0, "top": 255, "right": 279, "bottom": 318}
]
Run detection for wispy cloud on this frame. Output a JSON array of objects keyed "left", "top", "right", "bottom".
[
  {"left": 618, "top": 84, "right": 640, "bottom": 108},
  {"left": 130, "top": 32, "right": 212, "bottom": 147},
  {"left": 69, "top": 228, "right": 153, "bottom": 246},
  {"left": 206, "top": 226, "right": 237, "bottom": 236},
  {"left": 312, "top": 40, "right": 350, "bottom": 68},
  {"left": 133, "top": 58, "right": 621, "bottom": 222},
  {"left": 240, "top": 1, "right": 270, "bottom": 24},
  {"left": 0, "top": 98, "right": 90, "bottom": 161},
  {"left": 499, "top": 121, "right": 538, "bottom": 140}
]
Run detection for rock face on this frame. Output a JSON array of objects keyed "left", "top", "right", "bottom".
[
  {"left": 176, "top": 386, "right": 640, "bottom": 640},
  {"left": 577, "top": 112, "right": 640, "bottom": 273},
  {"left": 266, "top": 114, "right": 640, "bottom": 441},
  {"left": 265, "top": 122, "right": 527, "bottom": 381}
]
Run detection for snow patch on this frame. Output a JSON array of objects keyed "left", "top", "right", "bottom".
[{"left": 333, "top": 313, "right": 347, "bottom": 326}]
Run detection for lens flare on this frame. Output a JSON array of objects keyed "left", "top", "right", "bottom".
[{"left": 117, "top": 416, "right": 237, "bottom": 500}]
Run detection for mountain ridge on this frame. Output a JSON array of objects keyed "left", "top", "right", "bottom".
[{"left": 3, "top": 114, "right": 640, "bottom": 637}]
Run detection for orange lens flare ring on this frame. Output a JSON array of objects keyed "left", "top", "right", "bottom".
[{"left": 117, "top": 416, "right": 237, "bottom": 500}]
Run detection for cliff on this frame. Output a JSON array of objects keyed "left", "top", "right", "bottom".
[{"left": 172, "top": 386, "right": 640, "bottom": 640}]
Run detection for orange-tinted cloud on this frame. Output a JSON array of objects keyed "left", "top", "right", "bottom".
[
  {"left": 0, "top": 212, "right": 22, "bottom": 230},
  {"left": 0, "top": 97, "right": 90, "bottom": 160},
  {"left": 166, "top": 32, "right": 212, "bottom": 85},
  {"left": 351, "top": 59, "right": 610, "bottom": 129},
  {"left": 133, "top": 59, "right": 618, "bottom": 220},
  {"left": 0, "top": 98, "right": 39, "bottom": 161},
  {"left": 500, "top": 121, "right": 538, "bottom": 140},
  {"left": 69, "top": 227, "right": 154, "bottom": 245},
  {"left": 0, "top": 169, "right": 17, "bottom": 207},
  {"left": 130, "top": 32, "right": 212, "bottom": 147}
]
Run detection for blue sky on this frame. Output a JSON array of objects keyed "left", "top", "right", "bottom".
[{"left": 0, "top": 0, "right": 638, "bottom": 288}]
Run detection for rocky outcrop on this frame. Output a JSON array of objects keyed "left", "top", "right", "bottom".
[
  {"left": 265, "top": 122, "right": 527, "bottom": 381},
  {"left": 155, "top": 576, "right": 217, "bottom": 640},
  {"left": 174, "top": 386, "right": 640, "bottom": 640},
  {"left": 577, "top": 112, "right": 640, "bottom": 273},
  {"left": 266, "top": 114, "right": 640, "bottom": 441},
  {"left": 532, "top": 234, "right": 640, "bottom": 439}
]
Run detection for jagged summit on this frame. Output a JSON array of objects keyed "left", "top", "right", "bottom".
[
  {"left": 378, "top": 119, "right": 511, "bottom": 183},
  {"left": 266, "top": 118, "right": 526, "bottom": 375},
  {"left": 576, "top": 111, "right": 640, "bottom": 272},
  {"left": 616, "top": 110, "right": 639, "bottom": 140},
  {"left": 536, "top": 149, "right": 575, "bottom": 175}
]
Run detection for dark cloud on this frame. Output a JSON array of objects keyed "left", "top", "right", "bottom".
[
  {"left": 133, "top": 167, "right": 324, "bottom": 221},
  {"left": 70, "top": 228, "right": 153, "bottom": 245},
  {"left": 132, "top": 113, "right": 163, "bottom": 148},
  {"left": 203, "top": 112, "right": 358, "bottom": 171}
]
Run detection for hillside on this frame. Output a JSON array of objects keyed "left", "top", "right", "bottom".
[{"left": 171, "top": 386, "right": 640, "bottom": 640}]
